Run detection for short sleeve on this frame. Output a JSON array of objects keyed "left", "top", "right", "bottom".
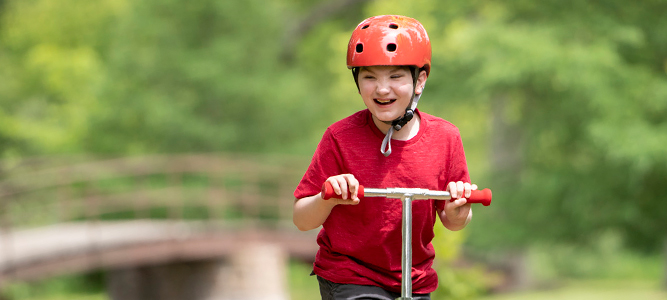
[
  {"left": 294, "top": 128, "right": 345, "bottom": 199},
  {"left": 435, "top": 129, "right": 470, "bottom": 211}
]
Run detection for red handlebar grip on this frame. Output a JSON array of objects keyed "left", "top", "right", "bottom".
[
  {"left": 464, "top": 188, "right": 492, "bottom": 206},
  {"left": 321, "top": 181, "right": 364, "bottom": 200}
]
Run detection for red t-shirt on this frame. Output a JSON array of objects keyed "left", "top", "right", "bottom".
[{"left": 294, "top": 109, "right": 470, "bottom": 294}]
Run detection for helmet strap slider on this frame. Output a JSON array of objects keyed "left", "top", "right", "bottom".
[{"left": 392, "top": 109, "right": 414, "bottom": 131}]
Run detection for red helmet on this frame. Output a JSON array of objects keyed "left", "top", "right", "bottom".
[{"left": 347, "top": 15, "right": 431, "bottom": 75}]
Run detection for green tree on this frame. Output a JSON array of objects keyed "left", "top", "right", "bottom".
[
  {"left": 0, "top": 0, "right": 117, "bottom": 156},
  {"left": 432, "top": 0, "right": 667, "bottom": 253},
  {"left": 0, "top": 0, "right": 339, "bottom": 158}
]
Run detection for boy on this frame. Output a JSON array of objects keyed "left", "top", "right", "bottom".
[{"left": 293, "top": 15, "right": 476, "bottom": 299}]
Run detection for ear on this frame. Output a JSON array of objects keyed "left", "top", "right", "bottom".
[{"left": 414, "top": 70, "right": 428, "bottom": 94}]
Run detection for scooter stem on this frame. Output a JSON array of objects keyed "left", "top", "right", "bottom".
[{"left": 399, "top": 194, "right": 413, "bottom": 300}]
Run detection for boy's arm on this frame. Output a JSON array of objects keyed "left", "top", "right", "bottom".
[
  {"left": 293, "top": 174, "right": 360, "bottom": 231},
  {"left": 293, "top": 194, "right": 337, "bottom": 231}
]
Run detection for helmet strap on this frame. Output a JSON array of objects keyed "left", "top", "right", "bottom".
[
  {"left": 380, "top": 67, "right": 423, "bottom": 157},
  {"left": 387, "top": 66, "right": 421, "bottom": 131},
  {"left": 380, "top": 127, "right": 394, "bottom": 157}
]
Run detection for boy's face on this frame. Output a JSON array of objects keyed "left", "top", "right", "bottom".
[{"left": 357, "top": 66, "right": 426, "bottom": 125}]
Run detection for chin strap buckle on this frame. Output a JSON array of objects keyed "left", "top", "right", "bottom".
[{"left": 392, "top": 109, "right": 414, "bottom": 131}]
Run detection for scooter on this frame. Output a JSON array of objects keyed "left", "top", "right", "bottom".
[{"left": 321, "top": 182, "right": 492, "bottom": 300}]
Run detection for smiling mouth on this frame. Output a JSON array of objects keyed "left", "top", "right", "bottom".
[{"left": 374, "top": 99, "right": 396, "bottom": 105}]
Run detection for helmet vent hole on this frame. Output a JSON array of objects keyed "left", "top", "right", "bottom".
[
  {"left": 386, "top": 43, "right": 397, "bottom": 52},
  {"left": 356, "top": 43, "right": 364, "bottom": 53},
  {"left": 361, "top": 24, "right": 370, "bottom": 29},
  {"left": 389, "top": 23, "right": 398, "bottom": 29}
]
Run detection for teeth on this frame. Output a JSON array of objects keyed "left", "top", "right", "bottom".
[{"left": 376, "top": 99, "right": 394, "bottom": 104}]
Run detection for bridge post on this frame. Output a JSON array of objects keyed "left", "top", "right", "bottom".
[
  {"left": 215, "top": 242, "right": 289, "bottom": 300},
  {"left": 107, "top": 242, "right": 289, "bottom": 300}
]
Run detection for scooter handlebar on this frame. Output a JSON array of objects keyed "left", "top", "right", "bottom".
[
  {"left": 320, "top": 181, "right": 492, "bottom": 206},
  {"left": 467, "top": 188, "right": 492, "bottom": 206},
  {"left": 321, "top": 182, "right": 365, "bottom": 200}
]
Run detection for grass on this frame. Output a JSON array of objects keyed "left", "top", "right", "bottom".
[
  {"left": 2, "top": 263, "right": 664, "bottom": 300},
  {"left": 288, "top": 260, "right": 320, "bottom": 300},
  {"left": 479, "top": 280, "right": 666, "bottom": 300},
  {"left": 286, "top": 259, "right": 667, "bottom": 300},
  {"left": 1, "top": 272, "right": 109, "bottom": 300}
]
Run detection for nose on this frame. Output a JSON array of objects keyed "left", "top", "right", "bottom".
[{"left": 376, "top": 78, "right": 391, "bottom": 95}]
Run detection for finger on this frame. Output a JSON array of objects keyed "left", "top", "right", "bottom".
[
  {"left": 472, "top": 184, "right": 478, "bottom": 191},
  {"left": 447, "top": 182, "right": 458, "bottom": 198},
  {"left": 456, "top": 181, "right": 464, "bottom": 199},
  {"left": 453, "top": 197, "right": 468, "bottom": 207},
  {"left": 327, "top": 178, "right": 342, "bottom": 197},
  {"left": 464, "top": 183, "right": 472, "bottom": 198},
  {"left": 348, "top": 176, "right": 360, "bottom": 200},
  {"left": 339, "top": 198, "right": 360, "bottom": 206},
  {"left": 445, "top": 196, "right": 466, "bottom": 209},
  {"left": 338, "top": 178, "right": 349, "bottom": 200}
]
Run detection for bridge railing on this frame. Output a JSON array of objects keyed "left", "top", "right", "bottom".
[
  {"left": 0, "top": 154, "right": 319, "bottom": 297},
  {"left": 0, "top": 153, "right": 309, "bottom": 229}
]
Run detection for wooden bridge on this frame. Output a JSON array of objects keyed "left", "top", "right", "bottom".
[{"left": 0, "top": 154, "right": 317, "bottom": 300}]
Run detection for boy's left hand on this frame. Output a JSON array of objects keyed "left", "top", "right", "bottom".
[{"left": 444, "top": 181, "right": 477, "bottom": 227}]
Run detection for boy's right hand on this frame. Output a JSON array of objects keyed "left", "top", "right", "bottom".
[{"left": 324, "top": 174, "right": 361, "bottom": 205}]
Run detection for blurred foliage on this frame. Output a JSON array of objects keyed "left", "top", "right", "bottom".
[
  {"left": 435, "top": 0, "right": 667, "bottom": 253},
  {"left": 0, "top": 0, "right": 337, "bottom": 156},
  {"left": 432, "top": 223, "right": 491, "bottom": 299},
  {"left": 1, "top": 271, "right": 107, "bottom": 300},
  {"left": 526, "top": 232, "right": 663, "bottom": 281},
  {"left": 1, "top": 0, "right": 667, "bottom": 295}
]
